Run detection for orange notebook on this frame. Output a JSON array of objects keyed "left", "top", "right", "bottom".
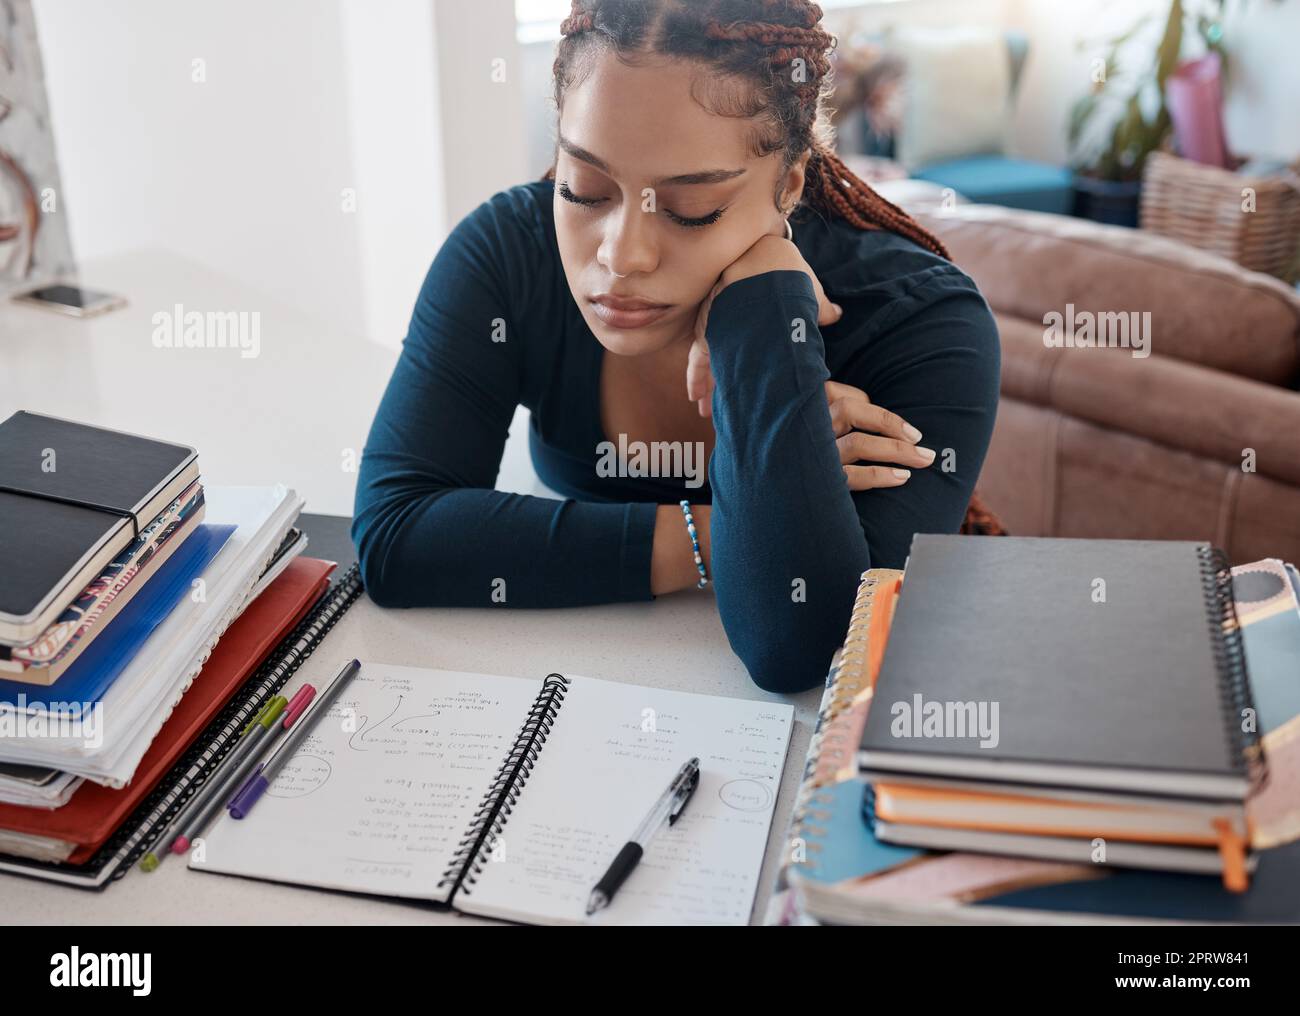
[
  {"left": 812, "top": 570, "right": 901, "bottom": 787},
  {"left": 871, "top": 781, "right": 1251, "bottom": 891}
]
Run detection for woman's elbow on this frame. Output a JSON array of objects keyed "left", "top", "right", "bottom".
[
  {"left": 717, "top": 577, "right": 861, "bottom": 695},
  {"left": 735, "top": 637, "right": 827, "bottom": 695},
  {"left": 354, "top": 536, "right": 402, "bottom": 608},
  {"left": 351, "top": 510, "right": 413, "bottom": 609}
]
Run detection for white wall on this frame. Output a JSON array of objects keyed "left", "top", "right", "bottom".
[
  {"left": 1002, "top": 0, "right": 1172, "bottom": 165},
  {"left": 1007, "top": 0, "right": 1300, "bottom": 167},
  {"left": 338, "top": 0, "right": 443, "bottom": 349},
  {"left": 433, "top": 0, "right": 528, "bottom": 229},
  {"left": 32, "top": 0, "right": 527, "bottom": 349},
  {"left": 34, "top": 0, "right": 370, "bottom": 334},
  {"left": 1220, "top": 0, "right": 1300, "bottom": 162}
]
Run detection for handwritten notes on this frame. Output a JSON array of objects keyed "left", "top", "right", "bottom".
[
  {"left": 457, "top": 674, "right": 793, "bottom": 925},
  {"left": 190, "top": 665, "right": 794, "bottom": 925},
  {"left": 190, "top": 663, "right": 538, "bottom": 902}
]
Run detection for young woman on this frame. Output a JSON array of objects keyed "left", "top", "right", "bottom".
[{"left": 352, "top": 0, "right": 1003, "bottom": 694}]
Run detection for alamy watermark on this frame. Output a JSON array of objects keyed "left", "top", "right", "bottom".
[
  {"left": 50, "top": 948, "right": 151, "bottom": 995},
  {"left": 0, "top": 698, "right": 104, "bottom": 749},
  {"left": 1043, "top": 303, "right": 1151, "bottom": 359},
  {"left": 151, "top": 303, "right": 261, "bottom": 359},
  {"left": 596, "top": 434, "right": 706, "bottom": 489},
  {"left": 889, "top": 693, "right": 1000, "bottom": 749}
]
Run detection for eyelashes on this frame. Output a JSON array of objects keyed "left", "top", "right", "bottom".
[
  {"left": 667, "top": 207, "right": 725, "bottom": 228},
  {"left": 556, "top": 181, "right": 602, "bottom": 207},
  {"left": 557, "top": 181, "right": 727, "bottom": 230}
]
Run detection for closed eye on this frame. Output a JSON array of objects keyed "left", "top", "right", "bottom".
[
  {"left": 559, "top": 181, "right": 727, "bottom": 230},
  {"left": 557, "top": 181, "right": 604, "bottom": 207},
  {"left": 664, "top": 207, "right": 726, "bottom": 229}
]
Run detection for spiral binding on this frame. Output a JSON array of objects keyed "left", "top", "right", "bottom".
[
  {"left": 783, "top": 569, "right": 898, "bottom": 879},
  {"left": 79, "top": 562, "right": 366, "bottom": 883},
  {"left": 437, "top": 673, "right": 571, "bottom": 900},
  {"left": 1198, "top": 545, "right": 1267, "bottom": 789}
]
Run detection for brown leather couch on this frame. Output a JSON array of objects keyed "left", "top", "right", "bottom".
[{"left": 911, "top": 203, "right": 1300, "bottom": 564}]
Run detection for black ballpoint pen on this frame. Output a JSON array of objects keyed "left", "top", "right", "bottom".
[{"left": 586, "top": 757, "right": 701, "bottom": 916}]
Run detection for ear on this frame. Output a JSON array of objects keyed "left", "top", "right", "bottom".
[{"left": 778, "top": 149, "right": 813, "bottom": 214}]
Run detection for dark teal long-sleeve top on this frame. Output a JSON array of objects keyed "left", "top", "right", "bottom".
[{"left": 352, "top": 180, "right": 1000, "bottom": 694}]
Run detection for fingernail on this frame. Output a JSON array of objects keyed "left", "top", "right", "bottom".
[
  {"left": 892, "top": 468, "right": 911, "bottom": 479},
  {"left": 916, "top": 446, "right": 936, "bottom": 463},
  {"left": 903, "top": 423, "right": 922, "bottom": 443},
  {"left": 832, "top": 303, "right": 843, "bottom": 316}
]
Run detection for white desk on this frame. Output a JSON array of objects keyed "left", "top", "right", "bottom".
[
  {"left": 1, "top": 250, "right": 401, "bottom": 517},
  {"left": 1, "top": 251, "right": 821, "bottom": 924}
]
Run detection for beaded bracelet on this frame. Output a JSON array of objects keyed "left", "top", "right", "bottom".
[{"left": 679, "top": 500, "right": 709, "bottom": 589}]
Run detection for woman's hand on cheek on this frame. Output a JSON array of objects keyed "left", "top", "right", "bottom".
[
  {"left": 686, "top": 280, "right": 722, "bottom": 417},
  {"left": 686, "top": 233, "right": 842, "bottom": 418},
  {"left": 718, "top": 234, "right": 842, "bottom": 326}
]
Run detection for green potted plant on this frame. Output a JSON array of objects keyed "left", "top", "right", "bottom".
[{"left": 1068, "top": 0, "right": 1229, "bottom": 225}]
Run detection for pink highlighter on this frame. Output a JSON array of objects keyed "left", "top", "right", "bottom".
[
  {"left": 227, "top": 682, "right": 318, "bottom": 819},
  {"left": 227, "top": 658, "right": 361, "bottom": 820}
]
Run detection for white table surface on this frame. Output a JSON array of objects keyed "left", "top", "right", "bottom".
[
  {"left": 1, "top": 251, "right": 823, "bottom": 924},
  {"left": 1, "top": 250, "right": 399, "bottom": 517}
]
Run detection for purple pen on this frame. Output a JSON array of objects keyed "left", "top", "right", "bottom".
[{"left": 228, "top": 659, "right": 360, "bottom": 820}]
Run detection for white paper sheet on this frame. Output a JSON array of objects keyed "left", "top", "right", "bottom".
[
  {"left": 459, "top": 674, "right": 794, "bottom": 925},
  {"left": 191, "top": 664, "right": 541, "bottom": 902}
]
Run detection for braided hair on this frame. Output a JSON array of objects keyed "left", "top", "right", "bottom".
[{"left": 549, "top": 0, "right": 1004, "bottom": 536}]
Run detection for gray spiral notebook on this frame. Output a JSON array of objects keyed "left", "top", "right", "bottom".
[{"left": 858, "top": 535, "right": 1263, "bottom": 801}]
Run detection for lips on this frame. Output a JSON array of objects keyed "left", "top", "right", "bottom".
[{"left": 589, "top": 293, "right": 673, "bottom": 330}]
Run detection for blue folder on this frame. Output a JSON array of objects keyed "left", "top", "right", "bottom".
[
  {"left": 792, "top": 779, "right": 920, "bottom": 885},
  {"left": 0, "top": 523, "right": 235, "bottom": 712}
]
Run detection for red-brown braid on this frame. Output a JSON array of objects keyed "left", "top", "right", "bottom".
[{"left": 558, "top": 4, "right": 593, "bottom": 35}]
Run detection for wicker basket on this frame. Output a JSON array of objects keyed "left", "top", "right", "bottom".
[{"left": 1140, "top": 150, "right": 1300, "bottom": 282}]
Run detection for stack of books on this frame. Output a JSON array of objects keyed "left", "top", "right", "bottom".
[
  {"left": 0, "top": 411, "right": 333, "bottom": 883},
  {"left": 1, "top": 411, "right": 207, "bottom": 684},
  {"left": 771, "top": 536, "right": 1300, "bottom": 925},
  {"left": 857, "top": 536, "right": 1261, "bottom": 890}
]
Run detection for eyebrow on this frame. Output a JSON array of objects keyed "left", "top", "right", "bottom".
[{"left": 557, "top": 135, "right": 746, "bottom": 187}]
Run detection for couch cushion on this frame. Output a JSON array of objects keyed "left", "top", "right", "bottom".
[
  {"left": 983, "top": 397, "right": 1300, "bottom": 565},
  {"left": 893, "top": 27, "right": 1011, "bottom": 170},
  {"left": 912, "top": 155, "right": 1074, "bottom": 215},
  {"left": 912, "top": 203, "right": 1300, "bottom": 384},
  {"left": 996, "top": 314, "right": 1300, "bottom": 487}
]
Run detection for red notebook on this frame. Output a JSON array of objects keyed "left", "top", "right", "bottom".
[{"left": 0, "top": 556, "right": 336, "bottom": 863}]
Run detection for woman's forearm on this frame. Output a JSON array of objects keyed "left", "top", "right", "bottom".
[
  {"left": 650, "top": 503, "right": 712, "bottom": 595},
  {"left": 705, "top": 272, "right": 872, "bottom": 694}
]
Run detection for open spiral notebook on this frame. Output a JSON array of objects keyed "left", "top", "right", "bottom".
[{"left": 189, "top": 661, "right": 794, "bottom": 925}]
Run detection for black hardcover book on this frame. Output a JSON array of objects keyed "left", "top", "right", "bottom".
[
  {"left": 858, "top": 535, "right": 1262, "bottom": 802},
  {"left": 0, "top": 411, "right": 199, "bottom": 645}
]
